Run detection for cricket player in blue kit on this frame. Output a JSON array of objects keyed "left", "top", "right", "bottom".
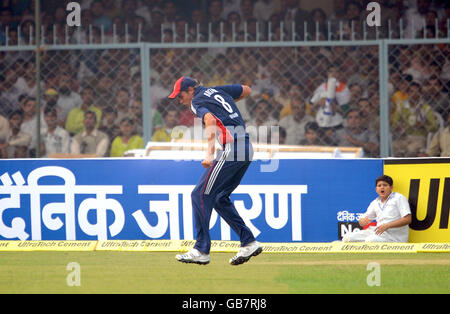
[{"left": 169, "top": 77, "right": 262, "bottom": 265}]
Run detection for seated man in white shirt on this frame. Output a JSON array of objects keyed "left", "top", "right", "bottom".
[
  {"left": 343, "top": 175, "right": 412, "bottom": 243},
  {"left": 41, "top": 107, "right": 71, "bottom": 157},
  {"left": 70, "top": 110, "right": 109, "bottom": 157}
]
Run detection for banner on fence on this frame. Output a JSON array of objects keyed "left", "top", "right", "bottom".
[
  {"left": 0, "top": 159, "right": 382, "bottom": 242},
  {"left": 384, "top": 159, "right": 450, "bottom": 243}
]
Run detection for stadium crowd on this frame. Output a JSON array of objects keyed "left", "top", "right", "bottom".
[
  {"left": 0, "top": 0, "right": 449, "bottom": 158},
  {"left": 1, "top": 0, "right": 450, "bottom": 43}
]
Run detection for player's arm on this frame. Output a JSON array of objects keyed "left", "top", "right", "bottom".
[
  {"left": 375, "top": 214, "right": 411, "bottom": 235},
  {"left": 375, "top": 195, "right": 412, "bottom": 235},
  {"left": 202, "top": 112, "right": 217, "bottom": 168},
  {"left": 358, "top": 204, "right": 376, "bottom": 227},
  {"left": 358, "top": 216, "right": 372, "bottom": 228},
  {"left": 234, "top": 85, "right": 252, "bottom": 102}
]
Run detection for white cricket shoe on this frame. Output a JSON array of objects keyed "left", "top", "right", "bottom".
[
  {"left": 175, "top": 248, "right": 210, "bottom": 265},
  {"left": 229, "top": 241, "right": 262, "bottom": 265}
]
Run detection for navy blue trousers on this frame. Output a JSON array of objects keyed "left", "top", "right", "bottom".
[{"left": 192, "top": 142, "right": 256, "bottom": 254}]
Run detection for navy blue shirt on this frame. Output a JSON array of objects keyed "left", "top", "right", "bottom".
[{"left": 191, "top": 85, "right": 248, "bottom": 145}]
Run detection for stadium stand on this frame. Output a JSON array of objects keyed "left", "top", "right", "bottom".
[{"left": 0, "top": 0, "right": 449, "bottom": 158}]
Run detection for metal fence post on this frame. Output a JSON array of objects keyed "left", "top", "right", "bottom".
[
  {"left": 140, "top": 43, "right": 152, "bottom": 144},
  {"left": 378, "top": 40, "right": 390, "bottom": 158},
  {"left": 35, "top": 0, "right": 41, "bottom": 158}
]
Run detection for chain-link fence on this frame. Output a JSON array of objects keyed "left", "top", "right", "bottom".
[
  {"left": 1, "top": 39, "right": 449, "bottom": 159},
  {"left": 150, "top": 44, "right": 382, "bottom": 156},
  {"left": 388, "top": 42, "right": 449, "bottom": 157},
  {"left": 0, "top": 46, "right": 143, "bottom": 158}
]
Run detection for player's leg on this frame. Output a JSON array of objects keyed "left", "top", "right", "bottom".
[
  {"left": 186, "top": 145, "right": 235, "bottom": 256},
  {"left": 192, "top": 195, "right": 216, "bottom": 254},
  {"left": 208, "top": 159, "right": 262, "bottom": 265},
  {"left": 215, "top": 192, "right": 262, "bottom": 266},
  {"left": 191, "top": 164, "right": 218, "bottom": 254},
  {"left": 342, "top": 228, "right": 375, "bottom": 242},
  {"left": 176, "top": 164, "right": 216, "bottom": 264},
  {"left": 215, "top": 191, "right": 256, "bottom": 246},
  {"left": 364, "top": 232, "right": 393, "bottom": 242},
  {"left": 212, "top": 160, "right": 255, "bottom": 246}
]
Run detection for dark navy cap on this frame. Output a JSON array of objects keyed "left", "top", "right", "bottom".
[{"left": 168, "top": 76, "right": 197, "bottom": 99}]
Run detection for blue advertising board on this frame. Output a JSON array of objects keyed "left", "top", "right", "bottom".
[{"left": 0, "top": 158, "right": 382, "bottom": 242}]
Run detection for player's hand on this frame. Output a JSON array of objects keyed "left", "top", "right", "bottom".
[
  {"left": 358, "top": 217, "right": 371, "bottom": 228},
  {"left": 317, "top": 98, "right": 326, "bottom": 106},
  {"left": 201, "top": 157, "right": 214, "bottom": 168},
  {"left": 374, "top": 224, "right": 389, "bottom": 235}
]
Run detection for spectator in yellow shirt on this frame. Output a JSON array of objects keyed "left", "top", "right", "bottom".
[
  {"left": 426, "top": 108, "right": 450, "bottom": 157},
  {"left": 391, "top": 74, "right": 412, "bottom": 107},
  {"left": 151, "top": 107, "right": 183, "bottom": 142},
  {"left": 110, "top": 118, "right": 144, "bottom": 157},
  {"left": 391, "top": 82, "right": 439, "bottom": 156},
  {"left": 65, "top": 86, "right": 102, "bottom": 136}
]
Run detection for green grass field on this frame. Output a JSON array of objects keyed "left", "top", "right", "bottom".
[{"left": 0, "top": 252, "right": 449, "bottom": 294}]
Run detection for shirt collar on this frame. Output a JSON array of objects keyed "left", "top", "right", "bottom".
[{"left": 82, "top": 129, "right": 98, "bottom": 137}]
